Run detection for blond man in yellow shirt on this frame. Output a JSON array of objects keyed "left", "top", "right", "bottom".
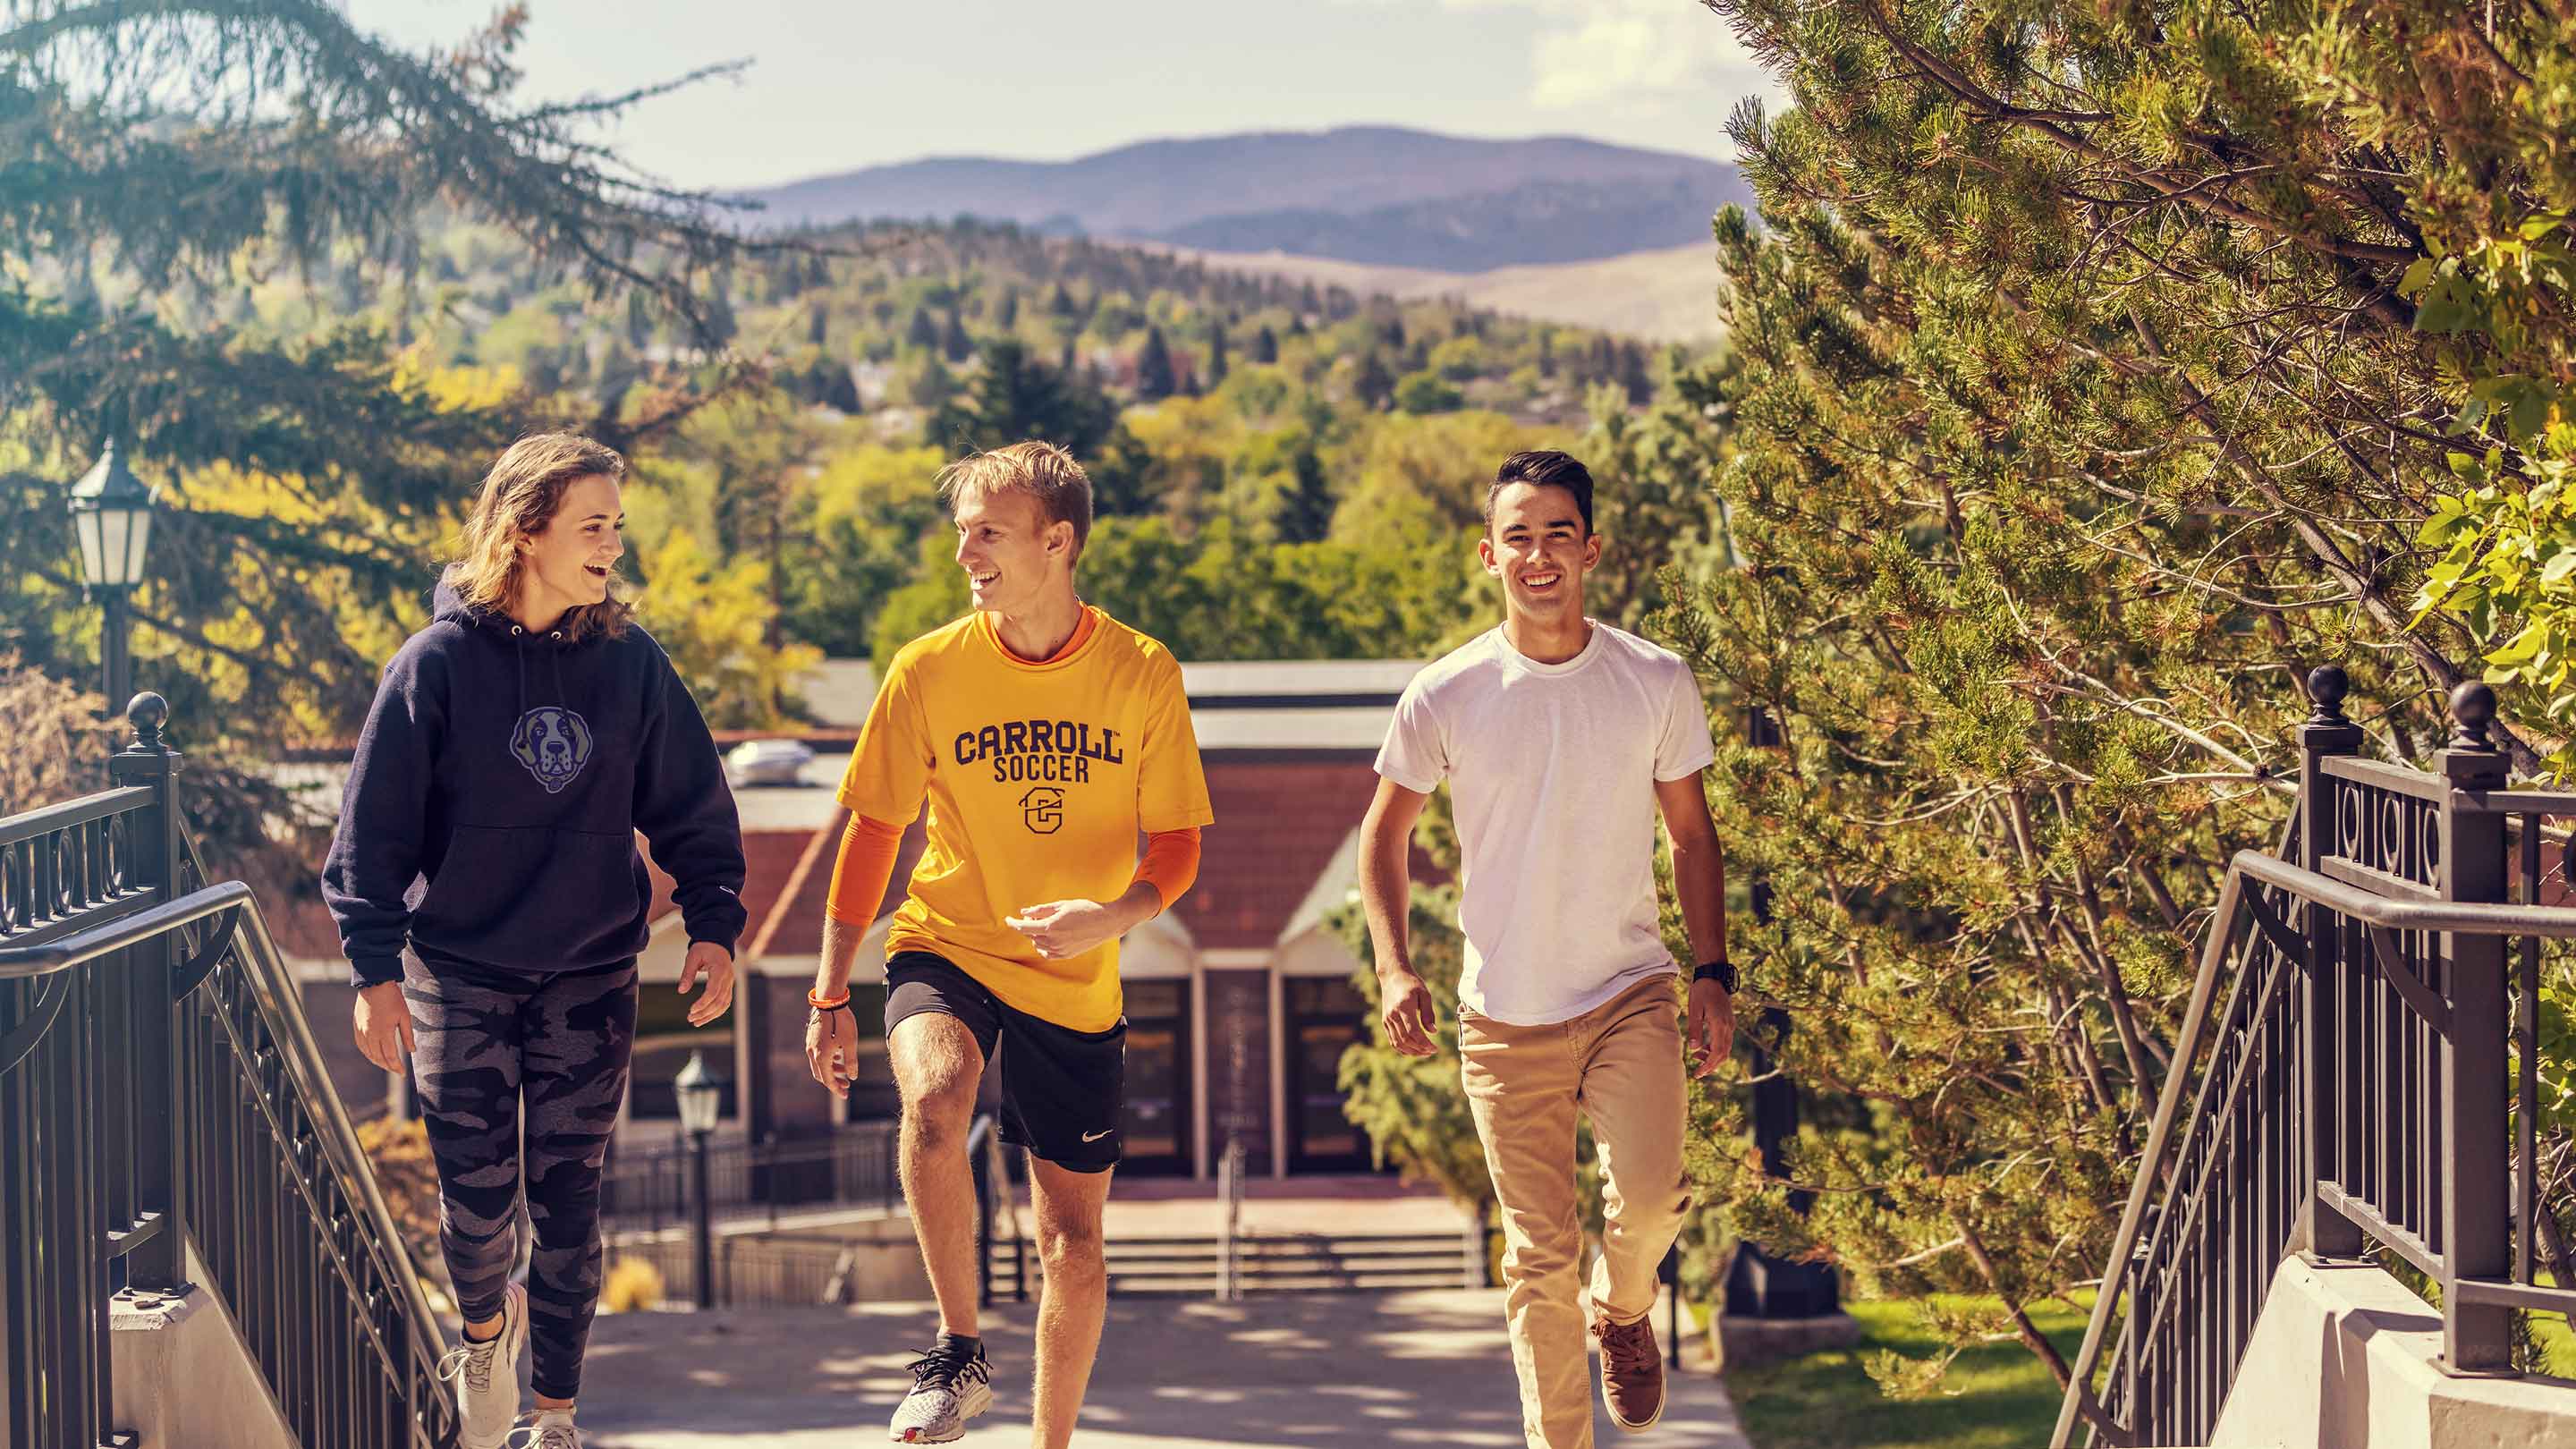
[{"left": 807, "top": 442, "right": 1214, "bottom": 1446}]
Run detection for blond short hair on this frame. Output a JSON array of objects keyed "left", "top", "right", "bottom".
[{"left": 936, "top": 441, "right": 1094, "bottom": 564}]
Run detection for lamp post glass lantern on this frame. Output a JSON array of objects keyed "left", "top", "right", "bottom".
[
  {"left": 673, "top": 1049, "right": 727, "bottom": 1309},
  {"left": 674, "top": 1049, "right": 724, "bottom": 1137},
  {"left": 66, "top": 439, "right": 158, "bottom": 712}
]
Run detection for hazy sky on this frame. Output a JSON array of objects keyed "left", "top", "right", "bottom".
[{"left": 344, "top": 0, "right": 1788, "bottom": 191}]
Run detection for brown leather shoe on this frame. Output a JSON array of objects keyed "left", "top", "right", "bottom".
[{"left": 1592, "top": 1312, "right": 1665, "bottom": 1432}]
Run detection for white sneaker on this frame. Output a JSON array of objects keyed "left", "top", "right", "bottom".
[
  {"left": 508, "top": 1408, "right": 579, "bottom": 1448},
  {"left": 889, "top": 1340, "right": 993, "bottom": 1443},
  {"left": 437, "top": 1281, "right": 528, "bottom": 1449}
]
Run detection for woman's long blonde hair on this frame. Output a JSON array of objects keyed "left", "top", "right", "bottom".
[{"left": 442, "top": 433, "right": 634, "bottom": 640}]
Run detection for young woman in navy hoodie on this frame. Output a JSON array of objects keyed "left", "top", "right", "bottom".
[{"left": 322, "top": 433, "right": 747, "bottom": 1449}]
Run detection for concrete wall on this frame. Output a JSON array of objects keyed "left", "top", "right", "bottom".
[
  {"left": 607, "top": 1211, "right": 932, "bottom": 1308},
  {"left": 2212, "top": 1257, "right": 2576, "bottom": 1448},
  {"left": 109, "top": 1241, "right": 299, "bottom": 1449}
]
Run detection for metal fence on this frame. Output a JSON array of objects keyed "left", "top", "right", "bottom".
[
  {"left": 2054, "top": 671, "right": 2576, "bottom": 1447},
  {"left": 599, "top": 1120, "right": 902, "bottom": 1234},
  {"left": 607, "top": 1114, "right": 1023, "bottom": 1309},
  {"left": 0, "top": 697, "right": 455, "bottom": 1449},
  {"left": 609, "top": 1231, "right": 886, "bottom": 1309}
]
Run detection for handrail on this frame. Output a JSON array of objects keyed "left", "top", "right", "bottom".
[
  {"left": 970, "top": 1112, "right": 1000, "bottom": 1307},
  {"left": 2049, "top": 866, "right": 2250, "bottom": 1448},
  {"left": 2050, "top": 844, "right": 2576, "bottom": 1447},
  {"left": 2233, "top": 849, "right": 2576, "bottom": 937},
  {"left": 0, "top": 784, "right": 156, "bottom": 843},
  {"left": 0, "top": 878, "right": 250, "bottom": 979},
  {"left": 1217, "top": 1134, "right": 1246, "bottom": 1301},
  {"left": 173, "top": 830, "right": 455, "bottom": 1393}
]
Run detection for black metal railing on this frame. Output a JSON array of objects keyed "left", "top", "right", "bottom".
[
  {"left": 970, "top": 1114, "right": 1025, "bottom": 1307},
  {"left": 0, "top": 695, "right": 455, "bottom": 1449},
  {"left": 606, "top": 1114, "right": 1022, "bottom": 1311},
  {"left": 606, "top": 1228, "right": 899, "bottom": 1309},
  {"left": 2054, "top": 670, "right": 2576, "bottom": 1447},
  {"left": 598, "top": 1120, "right": 902, "bottom": 1234}
]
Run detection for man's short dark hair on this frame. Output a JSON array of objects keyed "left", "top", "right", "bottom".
[{"left": 1485, "top": 450, "right": 1595, "bottom": 535}]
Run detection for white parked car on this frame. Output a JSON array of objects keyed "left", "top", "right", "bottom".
[{"left": 724, "top": 738, "right": 815, "bottom": 788}]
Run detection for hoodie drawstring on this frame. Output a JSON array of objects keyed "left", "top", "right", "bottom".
[{"left": 507, "top": 623, "right": 572, "bottom": 721}]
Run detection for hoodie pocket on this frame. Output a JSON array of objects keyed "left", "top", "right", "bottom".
[{"left": 412, "top": 826, "right": 645, "bottom": 970}]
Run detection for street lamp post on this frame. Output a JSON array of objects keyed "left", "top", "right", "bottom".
[
  {"left": 65, "top": 439, "right": 158, "bottom": 714},
  {"left": 674, "top": 1050, "right": 727, "bottom": 1311},
  {"left": 1715, "top": 705, "right": 1859, "bottom": 1364}
]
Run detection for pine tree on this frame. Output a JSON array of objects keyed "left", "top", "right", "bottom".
[
  {"left": 1207, "top": 325, "right": 1228, "bottom": 387},
  {"left": 1353, "top": 351, "right": 1396, "bottom": 411},
  {"left": 926, "top": 339, "right": 1118, "bottom": 459},
  {"left": 1252, "top": 326, "right": 1279, "bottom": 365},
  {"left": 0, "top": 0, "right": 780, "bottom": 851},
  {"left": 1275, "top": 445, "right": 1335, "bottom": 545},
  {"left": 1614, "top": 343, "right": 1652, "bottom": 406},
  {"left": 1606, "top": 0, "right": 2576, "bottom": 1396},
  {"left": 940, "top": 305, "right": 972, "bottom": 362},
  {"left": 1135, "top": 326, "right": 1178, "bottom": 401},
  {"left": 820, "top": 363, "right": 861, "bottom": 414},
  {"left": 905, "top": 306, "right": 940, "bottom": 350}
]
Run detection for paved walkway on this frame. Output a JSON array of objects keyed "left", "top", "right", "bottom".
[
  {"left": 576, "top": 1289, "right": 1750, "bottom": 1447},
  {"left": 1010, "top": 1174, "right": 1476, "bottom": 1241}
]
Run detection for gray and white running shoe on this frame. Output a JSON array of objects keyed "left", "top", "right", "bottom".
[
  {"left": 437, "top": 1280, "right": 528, "bottom": 1449},
  {"left": 506, "top": 1408, "right": 579, "bottom": 1449},
  {"left": 889, "top": 1338, "right": 993, "bottom": 1444}
]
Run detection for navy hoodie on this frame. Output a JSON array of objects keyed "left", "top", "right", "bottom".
[{"left": 321, "top": 580, "right": 748, "bottom": 988}]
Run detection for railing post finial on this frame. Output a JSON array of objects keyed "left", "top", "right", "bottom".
[
  {"left": 123, "top": 691, "right": 169, "bottom": 755},
  {"left": 2305, "top": 665, "right": 2350, "bottom": 724},
  {"left": 2439, "top": 681, "right": 2510, "bottom": 789},
  {"left": 2447, "top": 681, "right": 2499, "bottom": 754}
]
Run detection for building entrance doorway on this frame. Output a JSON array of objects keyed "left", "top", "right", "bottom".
[
  {"left": 1120, "top": 979, "right": 1192, "bottom": 1176},
  {"left": 1285, "top": 977, "right": 1378, "bottom": 1174}
]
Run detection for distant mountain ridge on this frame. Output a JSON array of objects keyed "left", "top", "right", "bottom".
[{"left": 744, "top": 126, "right": 1752, "bottom": 270}]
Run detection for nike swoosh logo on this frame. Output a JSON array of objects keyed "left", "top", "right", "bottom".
[{"left": 1081, "top": 1129, "right": 1114, "bottom": 1142}]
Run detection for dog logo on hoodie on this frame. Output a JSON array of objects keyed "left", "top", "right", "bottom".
[{"left": 510, "top": 707, "right": 595, "bottom": 794}]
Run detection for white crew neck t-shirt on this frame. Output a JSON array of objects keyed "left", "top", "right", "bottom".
[{"left": 1375, "top": 621, "right": 1717, "bottom": 1026}]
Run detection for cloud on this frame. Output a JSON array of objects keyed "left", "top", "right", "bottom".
[
  {"left": 1526, "top": 1, "right": 1758, "bottom": 108},
  {"left": 1332, "top": 0, "right": 1760, "bottom": 108}
]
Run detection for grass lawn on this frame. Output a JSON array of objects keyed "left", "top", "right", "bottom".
[{"left": 1724, "top": 1295, "right": 2091, "bottom": 1449}]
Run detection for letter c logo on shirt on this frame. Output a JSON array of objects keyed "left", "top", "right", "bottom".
[{"left": 1021, "top": 786, "right": 1064, "bottom": 835}]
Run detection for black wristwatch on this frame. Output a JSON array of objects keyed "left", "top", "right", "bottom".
[{"left": 1691, "top": 960, "right": 1737, "bottom": 994}]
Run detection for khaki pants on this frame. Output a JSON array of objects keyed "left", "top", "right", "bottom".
[{"left": 1462, "top": 973, "right": 1691, "bottom": 1449}]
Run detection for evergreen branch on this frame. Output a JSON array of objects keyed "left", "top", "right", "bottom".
[{"left": 1852, "top": 2, "right": 2422, "bottom": 288}]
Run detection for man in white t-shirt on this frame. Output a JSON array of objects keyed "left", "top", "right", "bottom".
[{"left": 1359, "top": 449, "right": 1733, "bottom": 1447}]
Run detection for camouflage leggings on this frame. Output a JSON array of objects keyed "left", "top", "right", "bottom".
[{"left": 405, "top": 958, "right": 637, "bottom": 1402}]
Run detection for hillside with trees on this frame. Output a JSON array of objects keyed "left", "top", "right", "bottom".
[{"left": 323, "top": 214, "right": 1699, "bottom": 701}]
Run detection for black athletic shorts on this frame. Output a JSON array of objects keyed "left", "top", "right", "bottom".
[{"left": 883, "top": 950, "right": 1126, "bottom": 1173}]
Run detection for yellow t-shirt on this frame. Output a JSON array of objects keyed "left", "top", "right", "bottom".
[{"left": 836, "top": 606, "right": 1215, "bottom": 1032}]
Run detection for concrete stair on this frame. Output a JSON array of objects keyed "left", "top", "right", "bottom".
[{"left": 992, "top": 1230, "right": 1474, "bottom": 1298}]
